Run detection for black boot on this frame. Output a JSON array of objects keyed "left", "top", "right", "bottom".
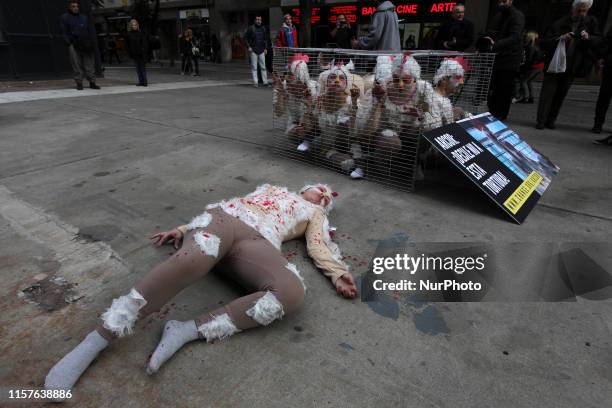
[
  {"left": 89, "top": 82, "right": 101, "bottom": 90},
  {"left": 76, "top": 81, "right": 84, "bottom": 90}
]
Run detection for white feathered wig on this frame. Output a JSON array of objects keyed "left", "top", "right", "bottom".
[{"left": 299, "top": 184, "right": 337, "bottom": 212}]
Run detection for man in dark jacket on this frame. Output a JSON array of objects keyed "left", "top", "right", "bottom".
[
  {"left": 536, "top": 0, "right": 600, "bottom": 129},
  {"left": 435, "top": 3, "right": 475, "bottom": 52},
  {"left": 483, "top": 0, "right": 525, "bottom": 121},
  {"left": 245, "top": 15, "right": 271, "bottom": 87},
  {"left": 60, "top": 0, "right": 100, "bottom": 90},
  {"left": 358, "top": 1, "right": 401, "bottom": 51}
]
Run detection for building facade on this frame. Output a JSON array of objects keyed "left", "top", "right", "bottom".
[{"left": 2, "top": 0, "right": 610, "bottom": 77}]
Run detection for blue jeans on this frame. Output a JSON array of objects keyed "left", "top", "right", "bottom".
[{"left": 135, "top": 61, "right": 147, "bottom": 84}]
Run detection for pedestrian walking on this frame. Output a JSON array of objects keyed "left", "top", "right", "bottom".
[
  {"left": 180, "top": 30, "right": 193, "bottom": 75},
  {"left": 60, "top": 0, "right": 100, "bottom": 90},
  {"left": 275, "top": 14, "right": 298, "bottom": 48},
  {"left": 434, "top": 3, "right": 475, "bottom": 52},
  {"left": 482, "top": 0, "right": 525, "bottom": 121},
  {"left": 244, "top": 15, "right": 271, "bottom": 88},
  {"left": 126, "top": 19, "right": 148, "bottom": 87},
  {"left": 513, "top": 31, "right": 545, "bottom": 104},
  {"left": 357, "top": 1, "right": 401, "bottom": 51},
  {"left": 190, "top": 34, "right": 201, "bottom": 76},
  {"left": 536, "top": 0, "right": 600, "bottom": 130}
]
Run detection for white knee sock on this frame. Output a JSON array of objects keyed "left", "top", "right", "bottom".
[
  {"left": 146, "top": 320, "right": 199, "bottom": 375},
  {"left": 45, "top": 330, "right": 109, "bottom": 397}
]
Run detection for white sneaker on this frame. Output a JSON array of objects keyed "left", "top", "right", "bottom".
[
  {"left": 350, "top": 167, "right": 364, "bottom": 179},
  {"left": 297, "top": 141, "right": 310, "bottom": 152}
]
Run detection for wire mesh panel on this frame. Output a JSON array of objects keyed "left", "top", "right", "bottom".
[{"left": 272, "top": 47, "right": 495, "bottom": 192}]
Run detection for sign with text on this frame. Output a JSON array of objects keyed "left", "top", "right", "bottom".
[
  {"left": 329, "top": 5, "right": 358, "bottom": 23},
  {"left": 291, "top": 7, "right": 321, "bottom": 24},
  {"left": 423, "top": 113, "right": 559, "bottom": 223},
  {"left": 361, "top": 3, "right": 419, "bottom": 16}
]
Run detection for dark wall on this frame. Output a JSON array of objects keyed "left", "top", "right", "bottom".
[{"left": 0, "top": 0, "right": 96, "bottom": 78}]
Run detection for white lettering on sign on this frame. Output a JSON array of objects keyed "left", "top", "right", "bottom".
[
  {"left": 482, "top": 171, "right": 510, "bottom": 195},
  {"left": 466, "top": 162, "right": 487, "bottom": 180},
  {"left": 450, "top": 142, "right": 484, "bottom": 166},
  {"left": 434, "top": 133, "right": 460, "bottom": 150}
]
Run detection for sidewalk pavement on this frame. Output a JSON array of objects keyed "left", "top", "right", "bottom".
[{"left": 0, "top": 66, "right": 611, "bottom": 407}]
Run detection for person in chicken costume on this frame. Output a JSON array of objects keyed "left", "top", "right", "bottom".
[
  {"left": 316, "top": 60, "right": 365, "bottom": 173},
  {"left": 273, "top": 53, "right": 319, "bottom": 152},
  {"left": 422, "top": 57, "right": 470, "bottom": 131},
  {"left": 44, "top": 183, "right": 356, "bottom": 398},
  {"left": 351, "top": 54, "right": 433, "bottom": 179}
]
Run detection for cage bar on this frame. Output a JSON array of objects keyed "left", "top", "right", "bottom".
[{"left": 272, "top": 47, "right": 495, "bottom": 192}]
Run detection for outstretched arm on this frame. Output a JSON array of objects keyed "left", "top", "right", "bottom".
[{"left": 305, "top": 209, "right": 358, "bottom": 298}]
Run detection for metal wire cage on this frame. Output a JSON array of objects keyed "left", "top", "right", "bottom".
[{"left": 272, "top": 47, "right": 495, "bottom": 191}]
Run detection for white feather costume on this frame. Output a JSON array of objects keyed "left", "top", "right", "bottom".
[
  {"left": 422, "top": 58, "right": 467, "bottom": 131},
  {"left": 284, "top": 54, "right": 319, "bottom": 133},
  {"left": 316, "top": 61, "right": 364, "bottom": 171}
]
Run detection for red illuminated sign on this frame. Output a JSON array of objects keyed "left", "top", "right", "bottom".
[
  {"left": 330, "top": 5, "right": 357, "bottom": 15},
  {"left": 430, "top": 2, "right": 457, "bottom": 13},
  {"left": 361, "top": 6, "right": 376, "bottom": 16},
  {"left": 361, "top": 2, "right": 455, "bottom": 17},
  {"left": 361, "top": 3, "right": 419, "bottom": 16},
  {"left": 291, "top": 7, "right": 321, "bottom": 24},
  {"left": 397, "top": 4, "right": 419, "bottom": 14},
  {"left": 329, "top": 5, "right": 357, "bottom": 23}
]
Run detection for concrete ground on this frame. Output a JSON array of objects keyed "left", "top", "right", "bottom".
[{"left": 0, "top": 63, "right": 611, "bottom": 408}]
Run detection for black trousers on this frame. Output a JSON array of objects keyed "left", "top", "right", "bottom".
[
  {"left": 594, "top": 69, "right": 612, "bottom": 127},
  {"left": 536, "top": 72, "right": 574, "bottom": 126},
  {"left": 488, "top": 70, "right": 516, "bottom": 121}
]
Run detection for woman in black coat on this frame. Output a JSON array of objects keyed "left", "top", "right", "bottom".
[{"left": 126, "top": 19, "right": 148, "bottom": 86}]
